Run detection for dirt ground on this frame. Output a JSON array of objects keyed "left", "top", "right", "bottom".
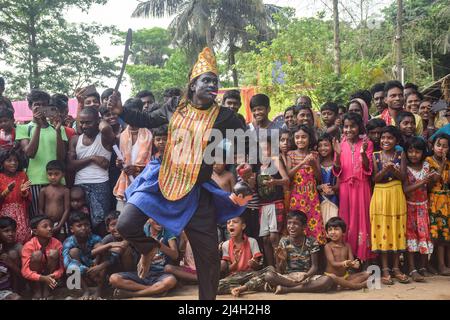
[{"left": 126, "top": 276, "right": 450, "bottom": 300}]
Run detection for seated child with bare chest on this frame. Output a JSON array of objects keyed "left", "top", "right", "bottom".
[
  {"left": 38, "top": 161, "right": 70, "bottom": 239},
  {"left": 324, "top": 217, "right": 370, "bottom": 290}
]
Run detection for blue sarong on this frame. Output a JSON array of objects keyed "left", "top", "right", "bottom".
[{"left": 125, "top": 159, "right": 246, "bottom": 236}]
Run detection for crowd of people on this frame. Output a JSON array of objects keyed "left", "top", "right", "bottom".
[{"left": 0, "top": 68, "right": 449, "bottom": 300}]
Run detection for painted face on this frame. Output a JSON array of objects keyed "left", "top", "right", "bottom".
[
  {"left": 405, "top": 94, "right": 421, "bottom": 114},
  {"left": 348, "top": 102, "right": 363, "bottom": 117},
  {"left": 294, "top": 129, "right": 310, "bottom": 150},
  {"left": 3, "top": 155, "right": 18, "bottom": 174},
  {"left": 343, "top": 119, "right": 359, "bottom": 141},
  {"left": 380, "top": 132, "right": 397, "bottom": 151},
  {"left": 368, "top": 127, "right": 383, "bottom": 147},
  {"left": 407, "top": 147, "right": 424, "bottom": 165},
  {"left": 191, "top": 72, "right": 219, "bottom": 104},
  {"left": 279, "top": 133, "right": 291, "bottom": 154},
  {"left": 252, "top": 106, "right": 269, "bottom": 124},
  {"left": 327, "top": 226, "right": 344, "bottom": 242},
  {"left": 399, "top": 116, "right": 415, "bottom": 137},
  {"left": 373, "top": 91, "right": 386, "bottom": 114},
  {"left": 227, "top": 217, "right": 245, "bottom": 238},
  {"left": 418, "top": 101, "right": 431, "bottom": 121},
  {"left": 284, "top": 110, "right": 297, "bottom": 129},
  {"left": 321, "top": 110, "right": 337, "bottom": 127},
  {"left": 433, "top": 138, "right": 449, "bottom": 159},
  {"left": 385, "top": 87, "right": 404, "bottom": 110},
  {"left": 287, "top": 217, "right": 304, "bottom": 238},
  {"left": 318, "top": 140, "right": 332, "bottom": 158},
  {"left": 297, "top": 109, "right": 313, "bottom": 127},
  {"left": 223, "top": 98, "right": 241, "bottom": 113}
]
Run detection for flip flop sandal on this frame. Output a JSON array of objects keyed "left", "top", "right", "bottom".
[
  {"left": 409, "top": 270, "right": 425, "bottom": 282},
  {"left": 381, "top": 275, "right": 394, "bottom": 285},
  {"left": 381, "top": 268, "right": 393, "bottom": 285},
  {"left": 392, "top": 269, "right": 410, "bottom": 284}
]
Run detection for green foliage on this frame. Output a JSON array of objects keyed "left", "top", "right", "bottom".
[
  {"left": 0, "top": 0, "right": 117, "bottom": 98},
  {"left": 116, "top": 28, "right": 173, "bottom": 67},
  {"left": 126, "top": 49, "right": 190, "bottom": 100},
  {"left": 236, "top": 16, "right": 388, "bottom": 114}
]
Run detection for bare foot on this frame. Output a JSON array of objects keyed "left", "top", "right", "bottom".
[
  {"left": 438, "top": 266, "right": 450, "bottom": 276},
  {"left": 137, "top": 247, "right": 158, "bottom": 279},
  {"left": 113, "top": 288, "right": 134, "bottom": 299},
  {"left": 79, "top": 289, "right": 91, "bottom": 300},
  {"left": 274, "top": 285, "right": 285, "bottom": 295},
  {"left": 231, "top": 287, "right": 242, "bottom": 297}
]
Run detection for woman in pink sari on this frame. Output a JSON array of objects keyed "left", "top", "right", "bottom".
[{"left": 333, "top": 113, "right": 373, "bottom": 261}]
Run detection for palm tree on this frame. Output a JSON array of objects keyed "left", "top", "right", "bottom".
[{"left": 132, "top": 0, "right": 281, "bottom": 86}]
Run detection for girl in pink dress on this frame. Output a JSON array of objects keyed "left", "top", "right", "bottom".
[
  {"left": 287, "top": 125, "right": 326, "bottom": 245},
  {"left": 333, "top": 113, "right": 373, "bottom": 261},
  {"left": 0, "top": 149, "right": 32, "bottom": 244}
]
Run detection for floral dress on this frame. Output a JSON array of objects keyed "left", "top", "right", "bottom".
[
  {"left": 0, "top": 171, "right": 31, "bottom": 244},
  {"left": 405, "top": 163, "right": 433, "bottom": 254},
  {"left": 426, "top": 156, "right": 450, "bottom": 243},
  {"left": 288, "top": 151, "right": 326, "bottom": 245}
]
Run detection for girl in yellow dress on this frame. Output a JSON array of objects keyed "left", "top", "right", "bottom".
[
  {"left": 370, "top": 126, "right": 409, "bottom": 285},
  {"left": 426, "top": 133, "right": 450, "bottom": 276}
]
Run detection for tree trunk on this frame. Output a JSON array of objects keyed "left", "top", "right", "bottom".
[
  {"left": 395, "top": 0, "right": 403, "bottom": 82},
  {"left": 430, "top": 39, "right": 435, "bottom": 81},
  {"left": 28, "top": 14, "right": 39, "bottom": 89},
  {"left": 333, "top": 0, "right": 341, "bottom": 77},
  {"left": 229, "top": 45, "right": 239, "bottom": 87}
]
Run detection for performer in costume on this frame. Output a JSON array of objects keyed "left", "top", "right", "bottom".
[{"left": 109, "top": 48, "right": 252, "bottom": 300}]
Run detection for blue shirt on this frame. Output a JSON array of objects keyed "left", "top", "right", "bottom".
[
  {"left": 63, "top": 234, "right": 102, "bottom": 275},
  {"left": 143, "top": 222, "right": 177, "bottom": 273}
]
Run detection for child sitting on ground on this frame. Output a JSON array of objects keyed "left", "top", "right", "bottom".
[
  {"left": 109, "top": 218, "right": 178, "bottom": 299},
  {"left": 263, "top": 211, "right": 334, "bottom": 294},
  {"left": 0, "top": 260, "right": 21, "bottom": 300},
  {"left": 21, "top": 216, "right": 64, "bottom": 300},
  {"left": 163, "top": 231, "right": 197, "bottom": 284},
  {"left": 70, "top": 186, "right": 89, "bottom": 215},
  {"left": 0, "top": 217, "right": 23, "bottom": 293},
  {"left": 92, "top": 211, "right": 138, "bottom": 273},
  {"left": 217, "top": 216, "right": 273, "bottom": 297},
  {"left": 39, "top": 160, "right": 70, "bottom": 240},
  {"left": 324, "top": 217, "right": 370, "bottom": 290},
  {"left": 62, "top": 211, "right": 104, "bottom": 299}
]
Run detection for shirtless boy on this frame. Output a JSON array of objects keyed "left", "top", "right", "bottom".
[
  {"left": 38, "top": 161, "right": 70, "bottom": 240},
  {"left": 324, "top": 217, "right": 370, "bottom": 290}
]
